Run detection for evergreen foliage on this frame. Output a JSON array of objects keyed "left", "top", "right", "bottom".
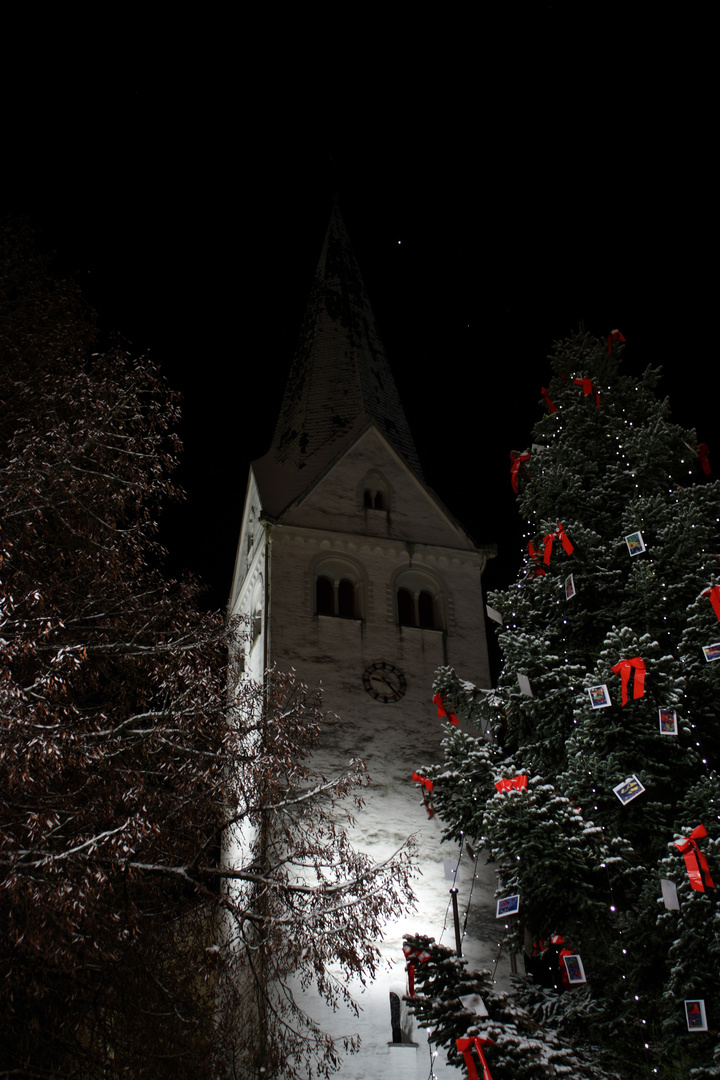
[
  {"left": 404, "top": 934, "right": 614, "bottom": 1079},
  {"left": 415, "top": 332, "right": 720, "bottom": 1078}
]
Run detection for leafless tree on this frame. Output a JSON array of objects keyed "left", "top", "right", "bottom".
[{"left": 0, "top": 222, "right": 415, "bottom": 1079}]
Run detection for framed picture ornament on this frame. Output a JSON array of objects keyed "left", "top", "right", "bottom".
[
  {"left": 685, "top": 999, "right": 708, "bottom": 1032},
  {"left": 613, "top": 775, "right": 645, "bottom": 805},
  {"left": 588, "top": 684, "right": 611, "bottom": 709},
  {"left": 658, "top": 707, "right": 679, "bottom": 735},
  {"left": 459, "top": 993, "right": 488, "bottom": 1018},
  {"left": 625, "top": 530, "right": 646, "bottom": 556},
  {"left": 496, "top": 894, "right": 520, "bottom": 918},
  {"left": 562, "top": 954, "right": 586, "bottom": 984},
  {"left": 660, "top": 878, "right": 680, "bottom": 910},
  {"left": 517, "top": 673, "right": 533, "bottom": 697}
]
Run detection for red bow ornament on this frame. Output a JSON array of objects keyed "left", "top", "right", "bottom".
[
  {"left": 412, "top": 772, "right": 436, "bottom": 818},
  {"left": 540, "top": 521, "right": 575, "bottom": 565},
  {"left": 456, "top": 1036, "right": 495, "bottom": 1080},
  {"left": 573, "top": 377, "right": 601, "bottom": 409},
  {"left": 698, "top": 442, "right": 711, "bottom": 476},
  {"left": 611, "top": 657, "right": 646, "bottom": 706},
  {"left": 433, "top": 693, "right": 459, "bottom": 726},
  {"left": 541, "top": 386, "right": 558, "bottom": 413},
  {"left": 412, "top": 772, "right": 433, "bottom": 792},
  {"left": 701, "top": 586, "right": 720, "bottom": 620},
  {"left": 495, "top": 775, "right": 527, "bottom": 793},
  {"left": 510, "top": 450, "right": 530, "bottom": 493},
  {"left": 403, "top": 943, "right": 431, "bottom": 996},
  {"left": 675, "top": 824, "right": 715, "bottom": 892},
  {"left": 607, "top": 328, "right": 626, "bottom": 354},
  {"left": 527, "top": 541, "right": 547, "bottom": 576}
]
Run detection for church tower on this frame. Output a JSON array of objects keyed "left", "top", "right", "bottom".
[{"left": 230, "top": 205, "right": 495, "bottom": 1078}]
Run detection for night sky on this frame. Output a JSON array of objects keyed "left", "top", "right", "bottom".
[{"left": 2, "top": 35, "right": 713, "bottom": 620}]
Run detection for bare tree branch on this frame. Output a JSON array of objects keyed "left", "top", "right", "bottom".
[{"left": 0, "top": 221, "right": 416, "bottom": 1080}]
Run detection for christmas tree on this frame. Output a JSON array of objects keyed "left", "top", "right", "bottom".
[{"left": 414, "top": 332, "right": 720, "bottom": 1078}]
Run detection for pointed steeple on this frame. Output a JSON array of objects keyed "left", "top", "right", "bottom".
[{"left": 253, "top": 204, "right": 423, "bottom": 517}]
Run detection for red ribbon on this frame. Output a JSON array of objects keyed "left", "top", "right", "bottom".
[
  {"left": 433, "top": 693, "right": 459, "bottom": 726},
  {"left": 607, "top": 328, "right": 626, "bottom": 354},
  {"left": 527, "top": 541, "right": 547, "bottom": 576},
  {"left": 403, "top": 943, "right": 431, "bottom": 996},
  {"left": 456, "top": 1037, "right": 495, "bottom": 1080},
  {"left": 541, "top": 386, "right": 558, "bottom": 413},
  {"left": 510, "top": 450, "right": 530, "bottom": 493},
  {"left": 701, "top": 586, "right": 720, "bottom": 620},
  {"left": 412, "top": 772, "right": 433, "bottom": 792},
  {"left": 611, "top": 657, "right": 646, "bottom": 706},
  {"left": 573, "top": 377, "right": 601, "bottom": 409},
  {"left": 675, "top": 824, "right": 715, "bottom": 892},
  {"left": 542, "top": 532, "right": 555, "bottom": 565},
  {"left": 412, "top": 772, "right": 436, "bottom": 816},
  {"left": 556, "top": 522, "right": 574, "bottom": 556},
  {"left": 540, "top": 522, "right": 575, "bottom": 565},
  {"left": 495, "top": 775, "right": 527, "bottom": 793},
  {"left": 698, "top": 443, "right": 711, "bottom": 476}
]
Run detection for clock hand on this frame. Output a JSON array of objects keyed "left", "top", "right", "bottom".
[{"left": 372, "top": 674, "right": 394, "bottom": 690}]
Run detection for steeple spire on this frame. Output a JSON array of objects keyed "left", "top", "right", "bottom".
[{"left": 253, "top": 204, "right": 422, "bottom": 517}]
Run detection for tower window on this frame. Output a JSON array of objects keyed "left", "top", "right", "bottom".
[
  {"left": 360, "top": 471, "right": 390, "bottom": 514},
  {"left": 338, "top": 578, "right": 356, "bottom": 618},
  {"left": 418, "top": 590, "right": 435, "bottom": 629},
  {"left": 315, "top": 570, "right": 360, "bottom": 619},
  {"left": 395, "top": 575, "right": 442, "bottom": 630},
  {"left": 363, "top": 488, "right": 387, "bottom": 510},
  {"left": 316, "top": 575, "right": 334, "bottom": 616},
  {"left": 397, "top": 587, "right": 415, "bottom": 626},
  {"left": 397, "top": 588, "right": 436, "bottom": 629}
]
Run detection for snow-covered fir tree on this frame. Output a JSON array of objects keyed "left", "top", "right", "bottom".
[
  {"left": 414, "top": 331, "right": 720, "bottom": 1079},
  {"left": 403, "top": 933, "right": 614, "bottom": 1079}
]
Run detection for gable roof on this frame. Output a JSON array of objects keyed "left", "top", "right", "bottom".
[
  {"left": 274, "top": 423, "right": 481, "bottom": 551},
  {"left": 253, "top": 203, "right": 423, "bottom": 518}
]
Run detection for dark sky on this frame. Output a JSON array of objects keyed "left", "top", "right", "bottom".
[{"left": 2, "top": 34, "right": 713, "bottom": 613}]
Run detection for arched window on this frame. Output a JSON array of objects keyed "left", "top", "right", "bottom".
[
  {"left": 397, "top": 587, "right": 415, "bottom": 627},
  {"left": 314, "top": 559, "right": 363, "bottom": 620},
  {"left": 363, "top": 487, "right": 388, "bottom": 511},
  {"left": 315, "top": 575, "right": 334, "bottom": 616},
  {"left": 360, "top": 470, "right": 390, "bottom": 514},
  {"left": 338, "top": 578, "right": 356, "bottom": 619},
  {"left": 395, "top": 572, "right": 443, "bottom": 630},
  {"left": 418, "top": 590, "right": 435, "bottom": 629}
]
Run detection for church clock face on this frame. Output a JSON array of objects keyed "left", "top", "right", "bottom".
[{"left": 363, "top": 661, "right": 407, "bottom": 703}]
